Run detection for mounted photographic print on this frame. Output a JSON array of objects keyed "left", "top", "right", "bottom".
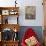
[
  {"left": 25, "top": 6, "right": 36, "bottom": 19},
  {"left": 2, "top": 10, "right": 9, "bottom": 15}
]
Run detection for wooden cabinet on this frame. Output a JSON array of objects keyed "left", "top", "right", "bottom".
[{"left": 0, "top": 7, "right": 20, "bottom": 46}]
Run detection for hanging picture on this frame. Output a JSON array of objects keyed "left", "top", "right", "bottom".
[
  {"left": 25, "top": 6, "right": 36, "bottom": 19},
  {"left": 2, "top": 10, "right": 9, "bottom": 15}
]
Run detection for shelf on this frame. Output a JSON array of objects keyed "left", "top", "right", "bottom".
[
  {"left": 0, "top": 7, "right": 19, "bottom": 16},
  {"left": 0, "top": 24, "right": 20, "bottom": 32},
  {"left": 1, "top": 15, "right": 18, "bottom": 24},
  {"left": 0, "top": 7, "right": 19, "bottom": 10},
  {"left": 1, "top": 40, "right": 19, "bottom": 46},
  {"left": 2, "top": 40, "right": 19, "bottom": 43},
  {"left": 0, "top": 40, "right": 19, "bottom": 46},
  {"left": 0, "top": 7, "right": 19, "bottom": 24}
]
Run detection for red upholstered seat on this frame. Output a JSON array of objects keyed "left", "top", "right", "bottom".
[{"left": 21, "top": 28, "right": 41, "bottom": 46}]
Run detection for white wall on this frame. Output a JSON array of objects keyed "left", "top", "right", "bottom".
[
  {"left": 18, "top": 0, "right": 44, "bottom": 26},
  {"left": 0, "top": 0, "right": 44, "bottom": 26}
]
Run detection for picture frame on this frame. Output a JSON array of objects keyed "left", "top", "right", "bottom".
[
  {"left": 9, "top": 10, "right": 17, "bottom": 15},
  {"left": 25, "top": 6, "right": 36, "bottom": 20},
  {"left": 2, "top": 10, "right": 9, "bottom": 15}
]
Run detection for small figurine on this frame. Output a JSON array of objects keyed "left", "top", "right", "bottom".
[
  {"left": 15, "top": 0, "right": 17, "bottom": 7},
  {"left": 5, "top": 18, "right": 8, "bottom": 24}
]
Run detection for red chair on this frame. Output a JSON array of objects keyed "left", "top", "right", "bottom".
[{"left": 21, "top": 28, "right": 41, "bottom": 46}]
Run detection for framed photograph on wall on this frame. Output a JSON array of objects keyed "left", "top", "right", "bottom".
[{"left": 25, "top": 6, "right": 36, "bottom": 20}]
